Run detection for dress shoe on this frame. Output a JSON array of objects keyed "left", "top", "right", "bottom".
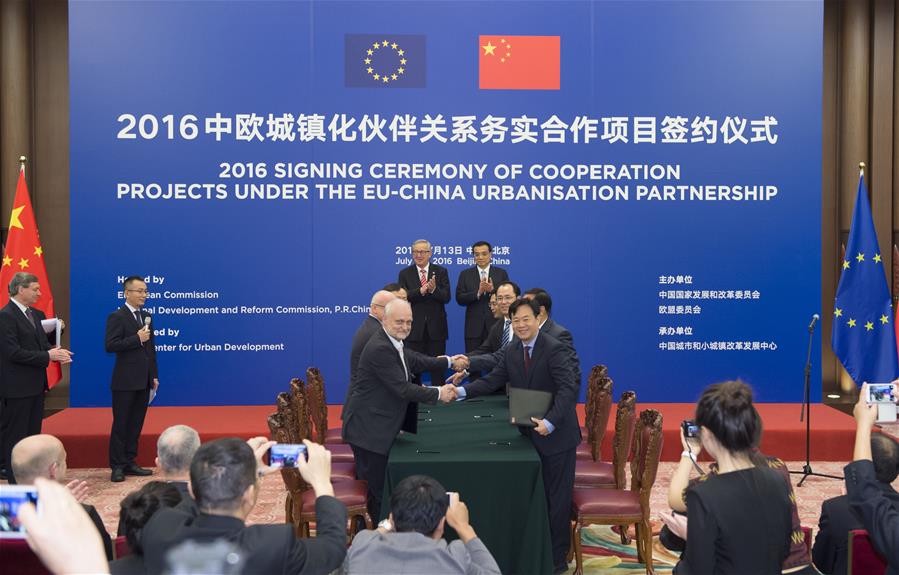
[
  {"left": 110, "top": 468, "right": 125, "bottom": 482},
  {"left": 123, "top": 464, "right": 152, "bottom": 476}
]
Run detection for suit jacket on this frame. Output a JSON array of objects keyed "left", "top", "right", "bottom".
[
  {"left": 105, "top": 306, "right": 158, "bottom": 391},
  {"left": 846, "top": 460, "right": 899, "bottom": 575},
  {"left": 455, "top": 266, "right": 509, "bottom": 339},
  {"left": 0, "top": 301, "right": 51, "bottom": 399},
  {"left": 462, "top": 332, "right": 581, "bottom": 455},
  {"left": 814, "top": 485, "right": 899, "bottom": 575},
  {"left": 142, "top": 497, "right": 347, "bottom": 575},
  {"left": 344, "top": 315, "right": 382, "bottom": 410},
  {"left": 109, "top": 553, "right": 145, "bottom": 575},
  {"left": 84, "top": 503, "right": 114, "bottom": 561},
  {"left": 398, "top": 264, "right": 451, "bottom": 341},
  {"left": 468, "top": 318, "right": 506, "bottom": 358},
  {"left": 342, "top": 530, "right": 501, "bottom": 574},
  {"left": 469, "top": 318, "right": 581, "bottom": 385},
  {"left": 342, "top": 329, "right": 445, "bottom": 455}
]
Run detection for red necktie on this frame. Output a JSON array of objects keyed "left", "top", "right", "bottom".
[
  {"left": 523, "top": 345, "right": 532, "bottom": 372},
  {"left": 419, "top": 268, "right": 427, "bottom": 287}
]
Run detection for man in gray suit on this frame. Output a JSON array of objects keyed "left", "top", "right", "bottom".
[{"left": 342, "top": 474, "right": 500, "bottom": 574}]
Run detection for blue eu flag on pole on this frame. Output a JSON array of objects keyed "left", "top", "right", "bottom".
[{"left": 832, "top": 172, "right": 899, "bottom": 384}]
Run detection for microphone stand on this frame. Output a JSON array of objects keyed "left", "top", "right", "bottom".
[{"left": 789, "top": 317, "right": 843, "bottom": 486}]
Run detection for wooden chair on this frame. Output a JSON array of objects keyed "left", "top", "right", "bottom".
[
  {"left": 276, "top": 390, "right": 355, "bottom": 483},
  {"left": 848, "top": 529, "right": 887, "bottom": 575},
  {"left": 266, "top": 411, "right": 372, "bottom": 538},
  {"left": 306, "top": 368, "right": 355, "bottom": 463},
  {"left": 576, "top": 367, "right": 613, "bottom": 462},
  {"left": 575, "top": 391, "right": 636, "bottom": 489},
  {"left": 571, "top": 409, "right": 663, "bottom": 575}
]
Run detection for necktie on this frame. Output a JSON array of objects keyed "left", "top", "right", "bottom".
[
  {"left": 134, "top": 310, "right": 142, "bottom": 325},
  {"left": 523, "top": 344, "right": 532, "bottom": 372},
  {"left": 419, "top": 268, "right": 427, "bottom": 287},
  {"left": 398, "top": 343, "right": 409, "bottom": 381},
  {"left": 25, "top": 308, "right": 38, "bottom": 332},
  {"left": 501, "top": 320, "right": 512, "bottom": 347}
]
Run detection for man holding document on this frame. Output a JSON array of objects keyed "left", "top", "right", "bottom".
[
  {"left": 106, "top": 275, "right": 158, "bottom": 482},
  {"left": 450, "top": 298, "right": 580, "bottom": 575},
  {"left": 0, "top": 272, "right": 72, "bottom": 484}
]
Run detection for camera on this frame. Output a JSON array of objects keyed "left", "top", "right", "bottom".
[
  {"left": 0, "top": 485, "right": 39, "bottom": 539},
  {"left": 268, "top": 444, "right": 307, "bottom": 469},
  {"left": 681, "top": 420, "right": 700, "bottom": 438}
]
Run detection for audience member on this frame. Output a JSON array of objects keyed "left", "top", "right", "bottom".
[
  {"left": 813, "top": 431, "right": 899, "bottom": 574},
  {"left": 671, "top": 380, "right": 793, "bottom": 575},
  {"left": 141, "top": 437, "right": 347, "bottom": 575},
  {"left": 11, "top": 434, "right": 114, "bottom": 560},
  {"left": 844, "top": 383, "right": 899, "bottom": 574},
  {"left": 154, "top": 424, "right": 200, "bottom": 517},
  {"left": 18, "top": 477, "right": 110, "bottom": 575},
  {"left": 342, "top": 474, "right": 500, "bottom": 574},
  {"left": 110, "top": 481, "right": 183, "bottom": 575}
]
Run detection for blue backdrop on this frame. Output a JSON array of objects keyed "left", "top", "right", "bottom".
[{"left": 69, "top": 1, "right": 822, "bottom": 406}]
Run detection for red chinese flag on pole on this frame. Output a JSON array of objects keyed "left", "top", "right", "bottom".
[
  {"left": 479, "top": 35, "right": 560, "bottom": 90},
  {"left": 0, "top": 165, "right": 62, "bottom": 388}
]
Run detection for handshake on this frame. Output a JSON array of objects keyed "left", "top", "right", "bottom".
[{"left": 439, "top": 383, "right": 459, "bottom": 403}]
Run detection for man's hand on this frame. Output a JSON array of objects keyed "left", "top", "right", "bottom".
[
  {"left": 445, "top": 493, "right": 477, "bottom": 543},
  {"left": 854, "top": 383, "right": 880, "bottom": 430},
  {"left": 427, "top": 275, "right": 437, "bottom": 294},
  {"left": 483, "top": 278, "right": 494, "bottom": 293},
  {"left": 451, "top": 354, "right": 470, "bottom": 371},
  {"left": 137, "top": 326, "right": 150, "bottom": 343},
  {"left": 439, "top": 384, "right": 457, "bottom": 403},
  {"left": 65, "top": 479, "right": 90, "bottom": 503},
  {"left": 296, "top": 440, "right": 334, "bottom": 498},
  {"left": 246, "top": 436, "right": 278, "bottom": 477},
  {"left": 18, "top": 478, "right": 110, "bottom": 575},
  {"left": 48, "top": 348, "right": 73, "bottom": 364},
  {"left": 531, "top": 418, "right": 550, "bottom": 436},
  {"left": 58, "top": 319, "right": 66, "bottom": 332},
  {"left": 445, "top": 371, "right": 466, "bottom": 386}
]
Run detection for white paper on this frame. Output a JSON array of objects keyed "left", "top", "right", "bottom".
[
  {"left": 149, "top": 387, "right": 157, "bottom": 404},
  {"left": 40, "top": 318, "right": 58, "bottom": 334}
]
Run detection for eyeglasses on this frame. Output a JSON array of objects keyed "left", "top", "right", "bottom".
[
  {"left": 495, "top": 296, "right": 517, "bottom": 302},
  {"left": 412, "top": 250, "right": 431, "bottom": 256},
  {"left": 127, "top": 289, "right": 149, "bottom": 294}
]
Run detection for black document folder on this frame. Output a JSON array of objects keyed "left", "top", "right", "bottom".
[{"left": 509, "top": 387, "right": 553, "bottom": 427}]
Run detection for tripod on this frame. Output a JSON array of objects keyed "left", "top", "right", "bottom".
[{"left": 790, "top": 315, "right": 843, "bottom": 486}]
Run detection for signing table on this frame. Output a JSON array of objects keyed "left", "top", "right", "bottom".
[{"left": 383, "top": 394, "right": 554, "bottom": 574}]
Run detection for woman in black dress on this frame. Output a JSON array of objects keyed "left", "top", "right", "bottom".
[{"left": 673, "top": 380, "right": 794, "bottom": 575}]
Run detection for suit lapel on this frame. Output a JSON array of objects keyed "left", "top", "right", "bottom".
[
  {"left": 10, "top": 302, "right": 39, "bottom": 344},
  {"left": 527, "top": 333, "right": 546, "bottom": 387}
]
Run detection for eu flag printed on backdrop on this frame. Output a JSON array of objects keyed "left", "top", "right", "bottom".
[
  {"left": 344, "top": 34, "right": 426, "bottom": 88},
  {"left": 832, "top": 173, "right": 899, "bottom": 385}
]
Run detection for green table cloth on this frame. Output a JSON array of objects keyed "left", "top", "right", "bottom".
[{"left": 383, "top": 394, "right": 554, "bottom": 575}]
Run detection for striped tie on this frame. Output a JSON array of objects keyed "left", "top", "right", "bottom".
[{"left": 500, "top": 319, "right": 512, "bottom": 347}]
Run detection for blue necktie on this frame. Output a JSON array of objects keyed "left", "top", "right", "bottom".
[{"left": 501, "top": 320, "right": 511, "bottom": 347}]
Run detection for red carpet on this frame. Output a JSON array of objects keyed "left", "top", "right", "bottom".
[{"left": 43, "top": 403, "right": 856, "bottom": 468}]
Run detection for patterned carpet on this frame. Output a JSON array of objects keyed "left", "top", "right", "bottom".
[{"left": 52, "top": 460, "right": 854, "bottom": 574}]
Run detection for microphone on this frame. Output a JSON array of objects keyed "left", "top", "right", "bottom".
[
  {"left": 144, "top": 316, "right": 151, "bottom": 330},
  {"left": 808, "top": 314, "right": 819, "bottom": 332}
]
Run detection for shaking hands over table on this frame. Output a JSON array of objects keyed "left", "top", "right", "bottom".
[
  {"left": 439, "top": 384, "right": 459, "bottom": 403},
  {"left": 450, "top": 354, "right": 470, "bottom": 371}
]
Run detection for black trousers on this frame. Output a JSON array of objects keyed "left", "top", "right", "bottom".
[
  {"left": 405, "top": 324, "right": 446, "bottom": 385},
  {"left": 350, "top": 443, "right": 388, "bottom": 521},
  {"left": 540, "top": 446, "right": 577, "bottom": 572},
  {"left": 1, "top": 394, "right": 44, "bottom": 484},
  {"left": 109, "top": 387, "right": 150, "bottom": 469}
]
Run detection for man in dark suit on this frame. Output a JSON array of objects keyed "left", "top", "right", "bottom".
[
  {"left": 455, "top": 241, "right": 509, "bottom": 370},
  {"left": 11, "top": 433, "right": 113, "bottom": 560},
  {"left": 106, "top": 275, "right": 158, "bottom": 482},
  {"left": 814, "top": 432, "right": 899, "bottom": 574},
  {"left": 524, "top": 289, "right": 581, "bottom": 384},
  {"left": 342, "top": 299, "right": 454, "bottom": 520},
  {"left": 142, "top": 438, "right": 348, "bottom": 575},
  {"left": 454, "top": 299, "right": 581, "bottom": 574},
  {"left": 344, "top": 290, "right": 396, "bottom": 411},
  {"left": 0, "top": 272, "right": 72, "bottom": 484},
  {"left": 397, "top": 239, "right": 451, "bottom": 385}
]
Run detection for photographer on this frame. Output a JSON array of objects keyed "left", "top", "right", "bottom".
[{"left": 342, "top": 474, "right": 500, "bottom": 574}]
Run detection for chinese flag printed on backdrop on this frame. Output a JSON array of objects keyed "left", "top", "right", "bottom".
[
  {"left": 0, "top": 166, "right": 61, "bottom": 387},
  {"left": 478, "top": 35, "right": 560, "bottom": 90}
]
